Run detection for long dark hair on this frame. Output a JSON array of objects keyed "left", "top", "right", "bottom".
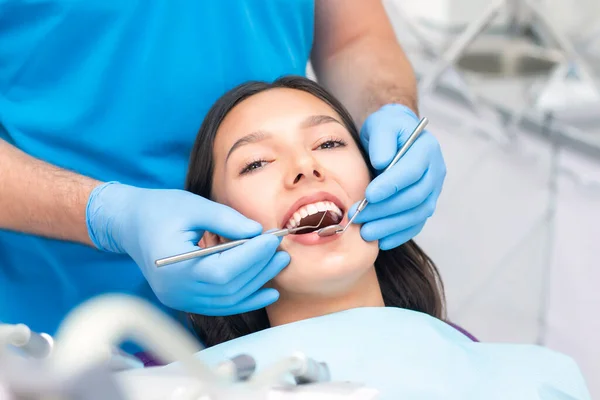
[{"left": 185, "top": 76, "right": 445, "bottom": 347}]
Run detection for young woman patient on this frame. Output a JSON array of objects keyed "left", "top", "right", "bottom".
[
  {"left": 185, "top": 76, "right": 451, "bottom": 347},
  {"left": 173, "top": 78, "right": 590, "bottom": 398}
]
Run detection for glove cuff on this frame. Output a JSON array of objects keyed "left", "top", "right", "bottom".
[
  {"left": 86, "top": 181, "right": 124, "bottom": 252},
  {"left": 381, "top": 103, "right": 419, "bottom": 121}
]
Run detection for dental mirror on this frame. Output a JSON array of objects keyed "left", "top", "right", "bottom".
[
  {"left": 316, "top": 224, "right": 343, "bottom": 237},
  {"left": 316, "top": 117, "right": 429, "bottom": 238}
]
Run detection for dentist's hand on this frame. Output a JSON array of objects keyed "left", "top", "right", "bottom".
[
  {"left": 86, "top": 182, "right": 290, "bottom": 316},
  {"left": 353, "top": 104, "right": 446, "bottom": 250}
]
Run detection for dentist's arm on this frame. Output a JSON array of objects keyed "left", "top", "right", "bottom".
[
  {"left": 0, "top": 139, "right": 99, "bottom": 245},
  {"left": 0, "top": 139, "right": 289, "bottom": 316},
  {"left": 311, "top": 0, "right": 419, "bottom": 126},
  {"left": 311, "top": 0, "right": 447, "bottom": 250}
]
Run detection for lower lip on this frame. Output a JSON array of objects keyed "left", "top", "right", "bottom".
[{"left": 285, "top": 214, "right": 348, "bottom": 246}]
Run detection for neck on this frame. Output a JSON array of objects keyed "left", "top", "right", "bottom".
[{"left": 266, "top": 266, "right": 384, "bottom": 327}]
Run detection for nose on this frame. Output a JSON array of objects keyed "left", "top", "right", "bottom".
[{"left": 285, "top": 154, "right": 325, "bottom": 187}]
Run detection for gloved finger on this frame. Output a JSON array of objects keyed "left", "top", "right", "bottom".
[
  {"left": 359, "top": 192, "right": 437, "bottom": 242},
  {"left": 184, "top": 195, "right": 263, "bottom": 239},
  {"left": 349, "top": 170, "right": 436, "bottom": 224},
  {"left": 191, "top": 251, "right": 289, "bottom": 306},
  {"left": 191, "top": 234, "right": 281, "bottom": 285},
  {"left": 378, "top": 221, "right": 427, "bottom": 251},
  {"left": 360, "top": 105, "right": 419, "bottom": 170},
  {"left": 190, "top": 250, "right": 290, "bottom": 297},
  {"left": 364, "top": 134, "right": 433, "bottom": 204},
  {"left": 188, "top": 288, "right": 280, "bottom": 316},
  {"left": 362, "top": 113, "right": 399, "bottom": 171}
]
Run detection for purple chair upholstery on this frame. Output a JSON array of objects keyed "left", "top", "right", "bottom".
[
  {"left": 135, "top": 351, "right": 162, "bottom": 367},
  {"left": 446, "top": 321, "right": 479, "bottom": 342}
]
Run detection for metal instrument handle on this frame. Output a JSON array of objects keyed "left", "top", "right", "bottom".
[{"left": 154, "top": 227, "right": 294, "bottom": 267}]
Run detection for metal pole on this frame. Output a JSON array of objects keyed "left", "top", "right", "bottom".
[
  {"left": 536, "top": 111, "right": 559, "bottom": 346},
  {"left": 418, "top": 0, "right": 507, "bottom": 96}
]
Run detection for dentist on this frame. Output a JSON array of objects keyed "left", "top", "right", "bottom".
[{"left": 0, "top": 0, "right": 446, "bottom": 337}]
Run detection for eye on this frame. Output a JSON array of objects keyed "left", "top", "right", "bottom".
[
  {"left": 240, "top": 159, "right": 268, "bottom": 175},
  {"left": 317, "top": 137, "right": 347, "bottom": 150}
]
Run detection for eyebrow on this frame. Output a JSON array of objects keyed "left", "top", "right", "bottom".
[
  {"left": 225, "top": 114, "right": 343, "bottom": 162},
  {"left": 299, "top": 114, "right": 342, "bottom": 129}
]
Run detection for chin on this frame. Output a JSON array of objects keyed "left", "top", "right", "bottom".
[{"left": 275, "top": 246, "right": 379, "bottom": 294}]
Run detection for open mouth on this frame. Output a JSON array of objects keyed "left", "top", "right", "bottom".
[{"left": 284, "top": 201, "right": 344, "bottom": 235}]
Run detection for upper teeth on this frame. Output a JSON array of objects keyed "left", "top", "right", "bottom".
[{"left": 286, "top": 201, "right": 343, "bottom": 229}]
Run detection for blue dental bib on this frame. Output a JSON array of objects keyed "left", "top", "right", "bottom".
[{"left": 192, "top": 307, "right": 590, "bottom": 399}]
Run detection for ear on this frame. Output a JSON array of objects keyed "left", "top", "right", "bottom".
[{"left": 198, "top": 231, "right": 224, "bottom": 248}]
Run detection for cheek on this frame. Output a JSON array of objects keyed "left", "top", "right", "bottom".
[
  {"left": 320, "top": 151, "right": 371, "bottom": 198},
  {"left": 219, "top": 178, "right": 278, "bottom": 228},
  {"left": 346, "top": 169, "right": 371, "bottom": 199}
]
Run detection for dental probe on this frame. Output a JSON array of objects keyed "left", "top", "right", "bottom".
[
  {"left": 316, "top": 117, "right": 429, "bottom": 237},
  {"left": 154, "top": 212, "right": 327, "bottom": 267}
]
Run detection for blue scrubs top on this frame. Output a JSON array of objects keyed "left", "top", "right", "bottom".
[{"left": 0, "top": 1, "right": 314, "bottom": 338}]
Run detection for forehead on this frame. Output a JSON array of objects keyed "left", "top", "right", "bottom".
[{"left": 215, "top": 88, "right": 340, "bottom": 146}]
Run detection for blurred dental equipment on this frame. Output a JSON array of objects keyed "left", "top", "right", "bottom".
[
  {"left": 0, "top": 294, "right": 378, "bottom": 399},
  {"left": 402, "top": 0, "right": 600, "bottom": 153},
  {"left": 154, "top": 198, "right": 330, "bottom": 267},
  {"left": 417, "top": 0, "right": 600, "bottom": 101},
  {"left": 317, "top": 117, "right": 429, "bottom": 237},
  {"left": 0, "top": 323, "right": 53, "bottom": 359},
  {"left": 0, "top": 322, "right": 147, "bottom": 372}
]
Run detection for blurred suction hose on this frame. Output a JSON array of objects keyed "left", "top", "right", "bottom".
[
  {"left": 0, "top": 323, "right": 53, "bottom": 359},
  {"left": 49, "top": 294, "right": 228, "bottom": 392}
]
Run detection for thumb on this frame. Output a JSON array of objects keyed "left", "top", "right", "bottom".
[
  {"left": 362, "top": 116, "right": 398, "bottom": 170},
  {"left": 361, "top": 104, "right": 420, "bottom": 170},
  {"left": 186, "top": 196, "right": 263, "bottom": 239}
]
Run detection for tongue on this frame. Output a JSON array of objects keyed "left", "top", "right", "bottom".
[{"left": 294, "top": 211, "right": 341, "bottom": 234}]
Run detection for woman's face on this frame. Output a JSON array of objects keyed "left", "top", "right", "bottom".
[{"left": 209, "top": 88, "right": 379, "bottom": 297}]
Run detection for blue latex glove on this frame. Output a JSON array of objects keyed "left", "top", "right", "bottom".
[
  {"left": 352, "top": 104, "right": 446, "bottom": 250},
  {"left": 86, "top": 182, "right": 290, "bottom": 316}
]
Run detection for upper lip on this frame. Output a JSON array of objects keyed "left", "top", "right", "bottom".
[{"left": 281, "top": 191, "right": 346, "bottom": 228}]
